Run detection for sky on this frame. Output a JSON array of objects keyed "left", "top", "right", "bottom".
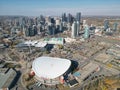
[{"left": 0, "top": 0, "right": 120, "bottom": 16}]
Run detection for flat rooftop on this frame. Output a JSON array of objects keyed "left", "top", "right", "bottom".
[
  {"left": 78, "top": 62, "right": 99, "bottom": 81},
  {"left": 94, "top": 53, "right": 112, "bottom": 63},
  {"left": 0, "top": 68, "right": 16, "bottom": 89}
]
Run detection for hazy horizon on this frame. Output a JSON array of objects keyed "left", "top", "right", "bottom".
[{"left": 0, "top": 0, "right": 120, "bottom": 16}]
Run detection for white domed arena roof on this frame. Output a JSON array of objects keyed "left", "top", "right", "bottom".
[{"left": 32, "top": 56, "right": 71, "bottom": 79}]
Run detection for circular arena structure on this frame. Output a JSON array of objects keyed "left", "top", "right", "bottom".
[{"left": 32, "top": 56, "right": 71, "bottom": 85}]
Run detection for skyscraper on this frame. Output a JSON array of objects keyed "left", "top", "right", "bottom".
[
  {"left": 113, "top": 22, "right": 118, "bottom": 31},
  {"left": 62, "top": 13, "right": 67, "bottom": 22},
  {"left": 48, "top": 24, "right": 53, "bottom": 35},
  {"left": 29, "top": 26, "right": 35, "bottom": 36},
  {"left": 56, "top": 19, "right": 60, "bottom": 26},
  {"left": 56, "top": 25, "right": 60, "bottom": 32},
  {"left": 40, "top": 15, "right": 45, "bottom": 24},
  {"left": 25, "top": 25, "right": 37, "bottom": 37},
  {"left": 83, "top": 20, "right": 87, "bottom": 27},
  {"left": 48, "top": 24, "right": 56, "bottom": 35},
  {"left": 84, "top": 25, "right": 90, "bottom": 39},
  {"left": 37, "top": 24, "right": 42, "bottom": 34},
  {"left": 56, "top": 19, "right": 61, "bottom": 32},
  {"left": 25, "top": 26, "right": 31, "bottom": 36},
  {"left": 76, "top": 12, "right": 81, "bottom": 22},
  {"left": 52, "top": 25, "right": 56, "bottom": 35},
  {"left": 60, "top": 22, "right": 63, "bottom": 32},
  {"left": 33, "top": 25, "right": 38, "bottom": 35},
  {"left": 104, "top": 20, "right": 109, "bottom": 30},
  {"left": 77, "top": 21, "right": 80, "bottom": 36},
  {"left": 46, "top": 16, "right": 51, "bottom": 23},
  {"left": 71, "top": 21, "right": 77, "bottom": 38},
  {"left": 51, "top": 18, "right": 55, "bottom": 24},
  {"left": 22, "top": 26, "right": 26, "bottom": 37},
  {"left": 67, "top": 13, "right": 72, "bottom": 23},
  {"left": 76, "top": 12, "right": 81, "bottom": 36},
  {"left": 67, "top": 23, "right": 71, "bottom": 31}
]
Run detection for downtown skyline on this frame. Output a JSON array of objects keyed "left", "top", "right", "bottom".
[{"left": 0, "top": 0, "right": 120, "bottom": 16}]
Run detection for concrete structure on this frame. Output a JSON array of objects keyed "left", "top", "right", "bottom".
[
  {"left": 32, "top": 56, "right": 71, "bottom": 85},
  {"left": 0, "top": 68, "right": 17, "bottom": 90}
]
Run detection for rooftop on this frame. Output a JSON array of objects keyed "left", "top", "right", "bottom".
[
  {"left": 79, "top": 62, "right": 99, "bottom": 81},
  {"left": 0, "top": 68, "right": 17, "bottom": 89},
  {"left": 32, "top": 56, "right": 71, "bottom": 79},
  {"left": 94, "top": 53, "right": 112, "bottom": 63},
  {"left": 16, "top": 41, "right": 47, "bottom": 48},
  {"left": 43, "top": 38, "right": 64, "bottom": 45}
]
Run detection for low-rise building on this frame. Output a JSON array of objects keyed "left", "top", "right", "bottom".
[
  {"left": 94, "top": 53, "right": 112, "bottom": 63},
  {"left": 43, "top": 38, "right": 64, "bottom": 45},
  {"left": 106, "top": 46, "right": 120, "bottom": 59},
  {"left": 15, "top": 41, "right": 51, "bottom": 52},
  {"left": 0, "top": 68, "right": 17, "bottom": 90},
  {"left": 77, "top": 62, "right": 100, "bottom": 82}
]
